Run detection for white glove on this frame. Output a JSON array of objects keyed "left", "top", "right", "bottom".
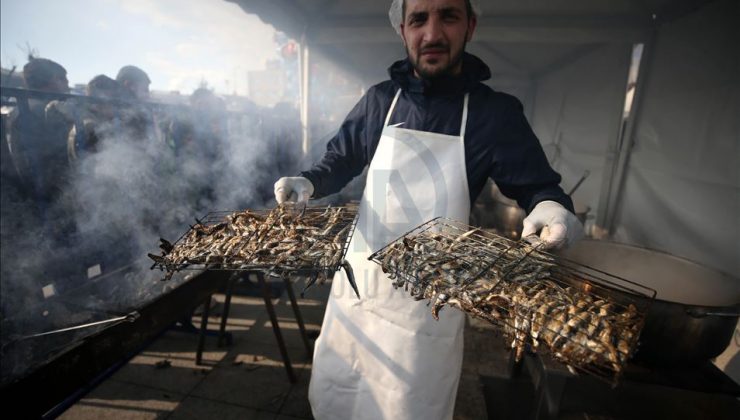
[
  {"left": 521, "top": 200, "right": 583, "bottom": 250},
  {"left": 274, "top": 177, "right": 314, "bottom": 204}
]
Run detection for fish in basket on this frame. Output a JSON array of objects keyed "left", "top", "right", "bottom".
[
  {"left": 368, "top": 217, "right": 656, "bottom": 383},
  {"left": 148, "top": 203, "right": 360, "bottom": 297}
]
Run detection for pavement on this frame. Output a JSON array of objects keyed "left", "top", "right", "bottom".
[{"left": 59, "top": 276, "right": 509, "bottom": 419}]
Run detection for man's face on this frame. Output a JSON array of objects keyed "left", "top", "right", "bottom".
[
  {"left": 132, "top": 81, "right": 151, "bottom": 100},
  {"left": 400, "top": 0, "right": 476, "bottom": 79},
  {"left": 125, "top": 80, "right": 150, "bottom": 100},
  {"left": 51, "top": 73, "right": 70, "bottom": 94}
]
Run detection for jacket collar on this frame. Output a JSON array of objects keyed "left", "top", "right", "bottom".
[{"left": 388, "top": 52, "right": 491, "bottom": 96}]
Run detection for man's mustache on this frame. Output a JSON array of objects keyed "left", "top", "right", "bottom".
[{"left": 420, "top": 43, "right": 450, "bottom": 53}]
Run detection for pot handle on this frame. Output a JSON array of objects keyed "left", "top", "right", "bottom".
[
  {"left": 567, "top": 170, "right": 590, "bottom": 196},
  {"left": 686, "top": 306, "right": 740, "bottom": 318}
]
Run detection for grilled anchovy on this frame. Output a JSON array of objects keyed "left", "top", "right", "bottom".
[
  {"left": 371, "top": 221, "right": 644, "bottom": 382},
  {"left": 150, "top": 204, "right": 357, "bottom": 296}
]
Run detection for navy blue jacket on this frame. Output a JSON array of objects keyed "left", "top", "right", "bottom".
[{"left": 301, "top": 53, "right": 573, "bottom": 214}]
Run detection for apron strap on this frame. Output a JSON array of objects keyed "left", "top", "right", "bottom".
[
  {"left": 384, "top": 89, "right": 469, "bottom": 137},
  {"left": 459, "top": 93, "right": 469, "bottom": 138},
  {"left": 384, "top": 89, "right": 402, "bottom": 128}
]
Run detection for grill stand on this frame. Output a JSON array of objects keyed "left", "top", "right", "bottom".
[
  {"left": 195, "top": 295, "right": 212, "bottom": 365},
  {"left": 195, "top": 272, "right": 314, "bottom": 384},
  {"left": 508, "top": 349, "right": 573, "bottom": 419},
  {"left": 282, "top": 276, "right": 314, "bottom": 358}
]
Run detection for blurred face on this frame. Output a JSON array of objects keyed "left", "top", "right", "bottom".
[
  {"left": 50, "top": 73, "right": 70, "bottom": 93},
  {"left": 125, "top": 80, "right": 150, "bottom": 100},
  {"left": 400, "top": 0, "right": 476, "bottom": 79},
  {"left": 133, "top": 81, "right": 150, "bottom": 100}
]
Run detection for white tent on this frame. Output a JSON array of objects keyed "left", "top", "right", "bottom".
[{"left": 229, "top": 0, "right": 739, "bottom": 277}]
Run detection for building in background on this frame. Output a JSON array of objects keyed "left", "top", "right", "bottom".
[{"left": 247, "top": 32, "right": 299, "bottom": 108}]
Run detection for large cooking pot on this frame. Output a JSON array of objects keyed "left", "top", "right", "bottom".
[
  {"left": 559, "top": 239, "right": 740, "bottom": 366},
  {"left": 471, "top": 181, "right": 589, "bottom": 239}
]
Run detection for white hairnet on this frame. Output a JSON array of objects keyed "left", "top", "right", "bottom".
[{"left": 388, "top": 0, "right": 481, "bottom": 36}]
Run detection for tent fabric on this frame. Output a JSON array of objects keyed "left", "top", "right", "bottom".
[
  {"left": 611, "top": 0, "right": 739, "bottom": 275},
  {"left": 232, "top": 0, "right": 737, "bottom": 277},
  {"left": 527, "top": 43, "right": 633, "bottom": 216}
]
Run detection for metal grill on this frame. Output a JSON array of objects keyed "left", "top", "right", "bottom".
[
  {"left": 369, "top": 217, "right": 656, "bottom": 383},
  {"left": 149, "top": 204, "right": 359, "bottom": 296}
]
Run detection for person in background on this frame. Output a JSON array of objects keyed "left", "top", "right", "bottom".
[
  {"left": 67, "top": 74, "right": 125, "bottom": 162},
  {"left": 273, "top": 1, "right": 583, "bottom": 419},
  {"left": 3, "top": 57, "right": 73, "bottom": 308},
  {"left": 6, "top": 56, "right": 70, "bottom": 213},
  {"left": 116, "top": 65, "right": 151, "bottom": 101},
  {"left": 163, "top": 87, "right": 227, "bottom": 214},
  {"left": 116, "top": 65, "right": 156, "bottom": 142},
  {"left": 189, "top": 87, "right": 227, "bottom": 159},
  {"left": 165, "top": 87, "right": 226, "bottom": 161},
  {"left": 67, "top": 74, "right": 144, "bottom": 274}
]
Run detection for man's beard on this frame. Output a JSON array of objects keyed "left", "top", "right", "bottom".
[{"left": 408, "top": 36, "right": 467, "bottom": 80}]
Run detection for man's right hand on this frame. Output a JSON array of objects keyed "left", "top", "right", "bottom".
[{"left": 274, "top": 177, "right": 314, "bottom": 204}]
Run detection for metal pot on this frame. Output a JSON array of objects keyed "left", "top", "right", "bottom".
[
  {"left": 471, "top": 181, "right": 589, "bottom": 239},
  {"left": 559, "top": 239, "right": 740, "bottom": 366}
]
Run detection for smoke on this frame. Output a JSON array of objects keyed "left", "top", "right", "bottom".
[
  {"left": 54, "top": 101, "right": 290, "bottom": 281},
  {"left": 0, "top": 96, "right": 303, "bottom": 381},
  {"left": 0, "top": 29, "right": 371, "bottom": 383}
]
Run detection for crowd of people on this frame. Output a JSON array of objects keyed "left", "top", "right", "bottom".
[{"left": 0, "top": 56, "right": 303, "bottom": 316}]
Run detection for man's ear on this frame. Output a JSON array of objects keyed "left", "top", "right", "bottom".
[
  {"left": 400, "top": 24, "right": 408, "bottom": 47},
  {"left": 466, "top": 15, "right": 477, "bottom": 42}
]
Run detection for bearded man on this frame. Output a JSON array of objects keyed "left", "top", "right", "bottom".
[{"left": 273, "top": 1, "right": 582, "bottom": 418}]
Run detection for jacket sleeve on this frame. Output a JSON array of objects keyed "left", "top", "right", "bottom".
[
  {"left": 299, "top": 93, "right": 370, "bottom": 198},
  {"left": 489, "top": 97, "right": 574, "bottom": 214}
]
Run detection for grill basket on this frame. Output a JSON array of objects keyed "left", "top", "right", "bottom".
[
  {"left": 369, "top": 217, "right": 656, "bottom": 383},
  {"left": 149, "top": 204, "right": 359, "bottom": 296}
]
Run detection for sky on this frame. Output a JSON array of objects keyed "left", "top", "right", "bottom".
[{"left": 0, "top": 0, "right": 280, "bottom": 96}]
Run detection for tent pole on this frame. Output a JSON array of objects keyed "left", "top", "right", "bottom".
[
  {"left": 595, "top": 30, "right": 657, "bottom": 237},
  {"left": 299, "top": 35, "right": 311, "bottom": 157}
]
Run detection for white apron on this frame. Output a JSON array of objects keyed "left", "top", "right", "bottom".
[{"left": 309, "top": 89, "right": 471, "bottom": 420}]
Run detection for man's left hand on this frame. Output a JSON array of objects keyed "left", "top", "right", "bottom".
[{"left": 521, "top": 200, "right": 584, "bottom": 250}]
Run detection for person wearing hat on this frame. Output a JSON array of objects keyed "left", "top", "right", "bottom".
[
  {"left": 7, "top": 56, "right": 71, "bottom": 209},
  {"left": 115, "top": 65, "right": 156, "bottom": 142},
  {"left": 274, "top": 1, "right": 583, "bottom": 418},
  {"left": 116, "top": 65, "right": 151, "bottom": 101}
]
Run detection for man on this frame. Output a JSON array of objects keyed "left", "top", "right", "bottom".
[
  {"left": 164, "top": 87, "right": 227, "bottom": 206},
  {"left": 274, "top": 1, "right": 583, "bottom": 418},
  {"left": 7, "top": 57, "right": 71, "bottom": 209},
  {"left": 3, "top": 57, "right": 72, "bottom": 313},
  {"left": 116, "top": 65, "right": 151, "bottom": 101},
  {"left": 115, "top": 65, "right": 155, "bottom": 142},
  {"left": 22, "top": 57, "right": 70, "bottom": 94},
  {"left": 68, "top": 75, "right": 125, "bottom": 161}
]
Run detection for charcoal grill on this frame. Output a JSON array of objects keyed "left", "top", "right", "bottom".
[
  {"left": 0, "top": 264, "right": 231, "bottom": 418},
  {"left": 149, "top": 204, "right": 359, "bottom": 296},
  {"left": 369, "top": 217, "right": 657, "bottom": 383}
]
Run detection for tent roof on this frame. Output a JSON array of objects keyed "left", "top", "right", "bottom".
[
  {"left": 228, "top": 0, "right": 713, "bottom": 42},
  {"left": 228, "top": 0, "right": 714, "bottom": 83}
]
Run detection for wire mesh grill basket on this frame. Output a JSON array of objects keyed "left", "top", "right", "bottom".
[
  {"left": 368, "top": 217, "right": 656, "bottom": 383},
  {"left": 149, "top": 203, "right": 359, "bottom": 296}
]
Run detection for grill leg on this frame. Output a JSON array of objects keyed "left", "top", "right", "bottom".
[
  {"left": 217, "top": 275, "right": 237, "bottom": 347},
  {"left": 258, "top": 273, "right": 296, "bottom": 383},
  {"left": 507, "top": 347, "right": 524, "bottom": 379},
  {"left": 533, "top": 374, "right": 566, "bottom": 420},
  {"left": 283, "top": 276, "right": 313, "bottom": 358},
  {"left": 196, "top": 295, "right": 212, "bottom": 366},
  {"left": 527, "top": 354, "right": 566, "bottom": 420}
]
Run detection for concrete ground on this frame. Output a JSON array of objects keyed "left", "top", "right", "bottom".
[{"left": 59, "top": 277, "right": 509, "bottom": 419}]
